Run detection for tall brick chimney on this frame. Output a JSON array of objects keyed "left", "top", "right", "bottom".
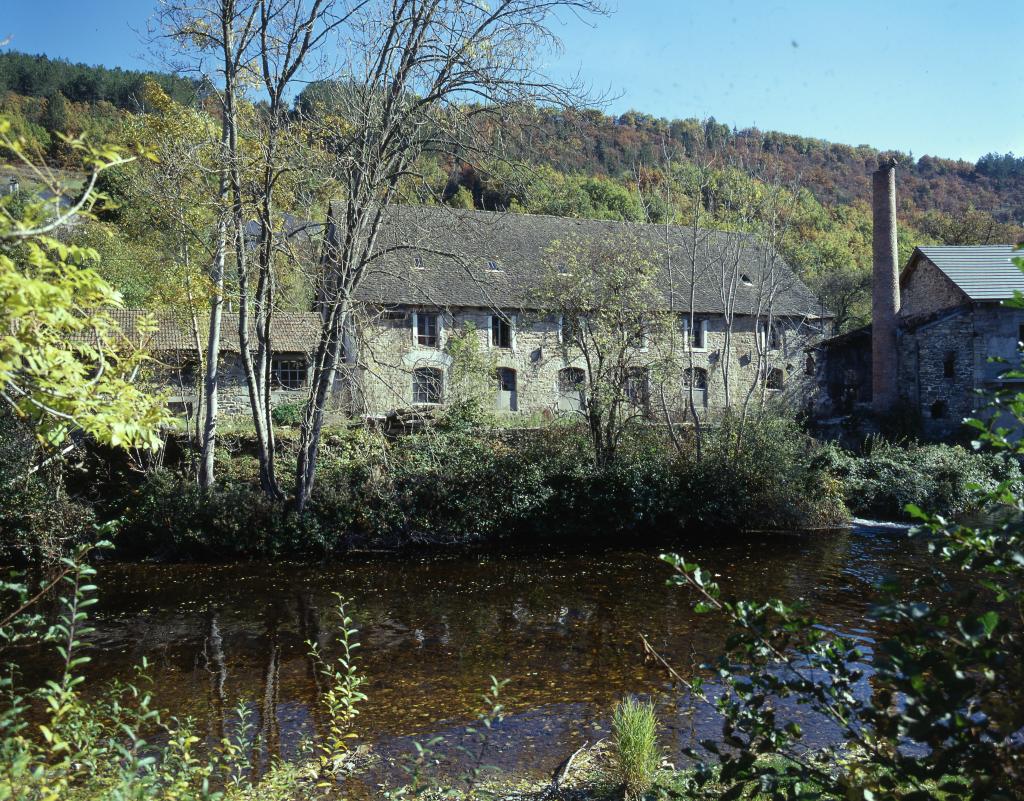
[{"left": 872, "top": 158, "right": 900, "bottom": 414}]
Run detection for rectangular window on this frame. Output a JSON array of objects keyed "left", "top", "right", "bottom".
[
  {"left": 560, "top": 315, "right": 580, "bottom": 346},
  {"left": 491, "top": 315, "right": 513, "bottom": 349},
  {"left": 416, "top": 312, "right": 439, "bottom": 348},
  {"left": 1018, "top": 324, "right": 1024, "bottom": 348},
  {"left": 412, "top": 367, "right": 443, "bottom": 404},
  {"left": 272, "top": 358, "right": 307, "bottom": 389},
  {"left": 943, "top": 352, "right": 956, "bottom": 379},
  {"left": 624, "top": 367, "right": 649, "bottom": 407},
  {"left": 684, "top": 316, "right": 707, "bottom": 350},
  {"left": 769, "top": 324, "right": 784, "bottom": 351}
]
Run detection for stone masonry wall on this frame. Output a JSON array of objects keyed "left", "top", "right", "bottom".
[
  {"left": 898, "top": 311, "right": 975, "bottom": 438},
  {"left": 900, "top": 259, "right": 968, "bottom": 319},
  {"left": 352, "top": 307, "right": 818, "bottom": 419}
]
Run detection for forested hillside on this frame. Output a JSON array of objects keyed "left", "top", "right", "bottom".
[{"left": 2, "top": 51, "right": 1022, "bottom": 332}]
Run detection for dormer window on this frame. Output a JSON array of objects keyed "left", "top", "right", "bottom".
[
  {"left": 741, "top": 274, "right": 753, "bottom": 286},
  {"left": 413, "top": 255, "right": 424, "bottom": 270},
  {"left": 486, "top": 260, "right": 502, "bottom": 272}
]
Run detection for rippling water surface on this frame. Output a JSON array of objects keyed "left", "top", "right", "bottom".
[{"left": 18, "top": 524, "right": 926, "bottom": 781}]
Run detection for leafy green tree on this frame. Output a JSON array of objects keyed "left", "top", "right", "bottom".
[
  {"left": 0, "top": 115, "right": 170, "bottom": 451},
  {"left": 541, "top": 230, "right": 671, "bottom": 466}
]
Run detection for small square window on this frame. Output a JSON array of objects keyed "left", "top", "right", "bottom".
[
  {"left": 486, "top": 260, "right": 501, "bottom": 272},
  {"left": 413, "top": 367, "right": 443, "bottom": 404},
  {"left": 272, "top": 358, "right": 307, "bottom": 389}
]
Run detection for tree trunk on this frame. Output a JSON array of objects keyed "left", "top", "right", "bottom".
[{"left": 295, "top": 302, "right": 346, "bottom": 512}]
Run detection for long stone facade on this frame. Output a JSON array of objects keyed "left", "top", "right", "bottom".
[
  {"left": 346, "top": 306, "right": 820, "bottom": 418},
  {"left": 130, "top": 207, "right": 830, "bottom": 423}
]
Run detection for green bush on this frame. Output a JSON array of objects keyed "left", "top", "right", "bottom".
[
  {"left": 609, "top": 696, "right": 661, "bottom": 801},
  {"left": 0, "top": 413, "right": 95, "bottom": 563},
  {"left": 677, "top": 413, "right": 848, "bottom": 532},
  {"left": 824, "top": 436, "right": 1021, "bottom": 520},
  {"left": 271, "top": 400, "right": 305, "bottom": 427}
]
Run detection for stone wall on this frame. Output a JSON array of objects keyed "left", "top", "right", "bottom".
[
  {"left": 351, "top": 306, "right": 819, "bottom": 419},
  {"left": 900, "top": 258, "right": 968, "bottom": 318},
  {"left": 897, "top": 310, "right": 975, "bottom": 437}
]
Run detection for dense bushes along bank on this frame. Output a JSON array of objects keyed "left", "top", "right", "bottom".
[{"left": 3, "top": 410, "right": 1018, "bottom": 562}]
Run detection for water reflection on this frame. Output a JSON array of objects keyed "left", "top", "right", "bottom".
[{"left": 20, "top": 525, "right": 923, "bottom": 780}]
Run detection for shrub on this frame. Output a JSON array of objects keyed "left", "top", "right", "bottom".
[
  {"left": 271, "top": 400, "right": 305, "bottom": 427},
  {"left": 609, "top": 696, "right": 661, "bottom": 801},
  {"left": 824, "top": 436, "right": 1021, "bottom": 520},
  {"left": 677, "top": 413, "right": 848, "bottom": 532}
]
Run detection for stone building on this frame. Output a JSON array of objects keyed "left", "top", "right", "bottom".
[
  {"left": 816, "top": 162, "right": 1024, "bottom": 438},
  {"left": 127, "top": 206, "right": 829, "bottom": 421}
]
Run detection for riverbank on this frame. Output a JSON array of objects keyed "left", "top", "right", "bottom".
[{"left": 3, "top": 411, "right": 1018, "bottom": 563}]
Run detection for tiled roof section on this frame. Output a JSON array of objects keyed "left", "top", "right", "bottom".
[
  {"left": 352, "top": 206, "right": 828, "bottom": 318},
  {"left": 105, "top": 309, "right": 321, "bottom": 354},
  {"left": 914, "top": 245, "right": 1024, "bottom": 301}
]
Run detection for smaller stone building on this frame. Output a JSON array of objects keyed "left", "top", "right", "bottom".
[
  {"left": 818, "top": 244, "right": 1024, "bottom": 437},
  {"left": 110, "top": 309, "right": 321, "bottom": 419}
]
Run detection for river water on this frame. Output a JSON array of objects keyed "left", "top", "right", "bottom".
[{"left": 19, "top": 523, "right": 925, "bottom": 784}]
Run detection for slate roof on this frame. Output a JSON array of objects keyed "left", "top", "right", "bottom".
[
  {"left": 104, "top": 309, "right": 321, "bottom": 354},
  {"left": 912, "top": 245, "right": 1024, "bottom": 301},
  {"left": 349, "top": 206, "right": 828, "bottom": 318}
]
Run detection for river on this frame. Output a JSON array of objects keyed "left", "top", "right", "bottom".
[{"left": 18, "top": 523, "right": 924, "bottom": 785}]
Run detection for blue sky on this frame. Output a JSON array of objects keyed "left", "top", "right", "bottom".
[{"left": 3, "top": 0, "right": 1022, "bottom": 161}]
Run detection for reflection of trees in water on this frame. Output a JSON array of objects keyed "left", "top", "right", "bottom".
[
  {"left": 257, "top": 599, "right": 286, "bottom": 769},
  {"left": 202, "top": 610, "right": 228, "bottom": 742},
  {"left": 71, "top": 535, "right": 929, "bottom": 775}
]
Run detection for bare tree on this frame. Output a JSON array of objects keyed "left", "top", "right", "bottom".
[
  {"left": 541, "top": 230, "right": 670, "bottom": 467},
  {"left": 294, "top": 0, "right": 606, "bottom": 512},
  {"left": 155, "top": 0, "right": 262, "bottom": 489},
  {"left": 232, "top": 0, "right": 357, "bottom": 498}
]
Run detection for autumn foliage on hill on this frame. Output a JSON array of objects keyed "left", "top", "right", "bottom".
[{"left": 2, "top": 52, "right": 1022, "bottom": 333}]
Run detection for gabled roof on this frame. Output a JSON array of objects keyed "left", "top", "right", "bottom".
[
  {"left": 350, "top": 206, "right": 829, "bottom": 318},
  {"left": 911, "top": 245, "right": 1024, "bottom": 301},
  {"left": 104, "top": 309, "right": 321, "bottom": 354}
]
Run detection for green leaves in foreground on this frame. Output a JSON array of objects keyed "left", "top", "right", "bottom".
[
  {"left": 0, "top": 114, "right": 171, "bottom": 451},
  {"left": 655, "top": 370, "right": 1024, "bottom": 800}
]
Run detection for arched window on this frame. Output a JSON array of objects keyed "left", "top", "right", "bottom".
[
  {"left": 682, "top": 367, "right": 708, "bottom": 390},
  {"left": 557, "top": 367, "right": 586, "bottom": 413},
  {"left": 412, "top": 367, "right": 443, "bottom": 405},
  {"left": 558, "top": 366, "right": 585, "bottom": 393},
  {"left": 766, "top": 367, "right": 784, "bottom": 391}
]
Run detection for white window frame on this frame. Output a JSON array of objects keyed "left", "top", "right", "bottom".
[
  {"left": 683, "top": 316, "right": 708, "bottom": 352},
  {"left": 412, "top": 366, "right": 444, "bottom": 405},
  {"left": 411, "top": 309, "right": 442, "bottom": 349}
]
